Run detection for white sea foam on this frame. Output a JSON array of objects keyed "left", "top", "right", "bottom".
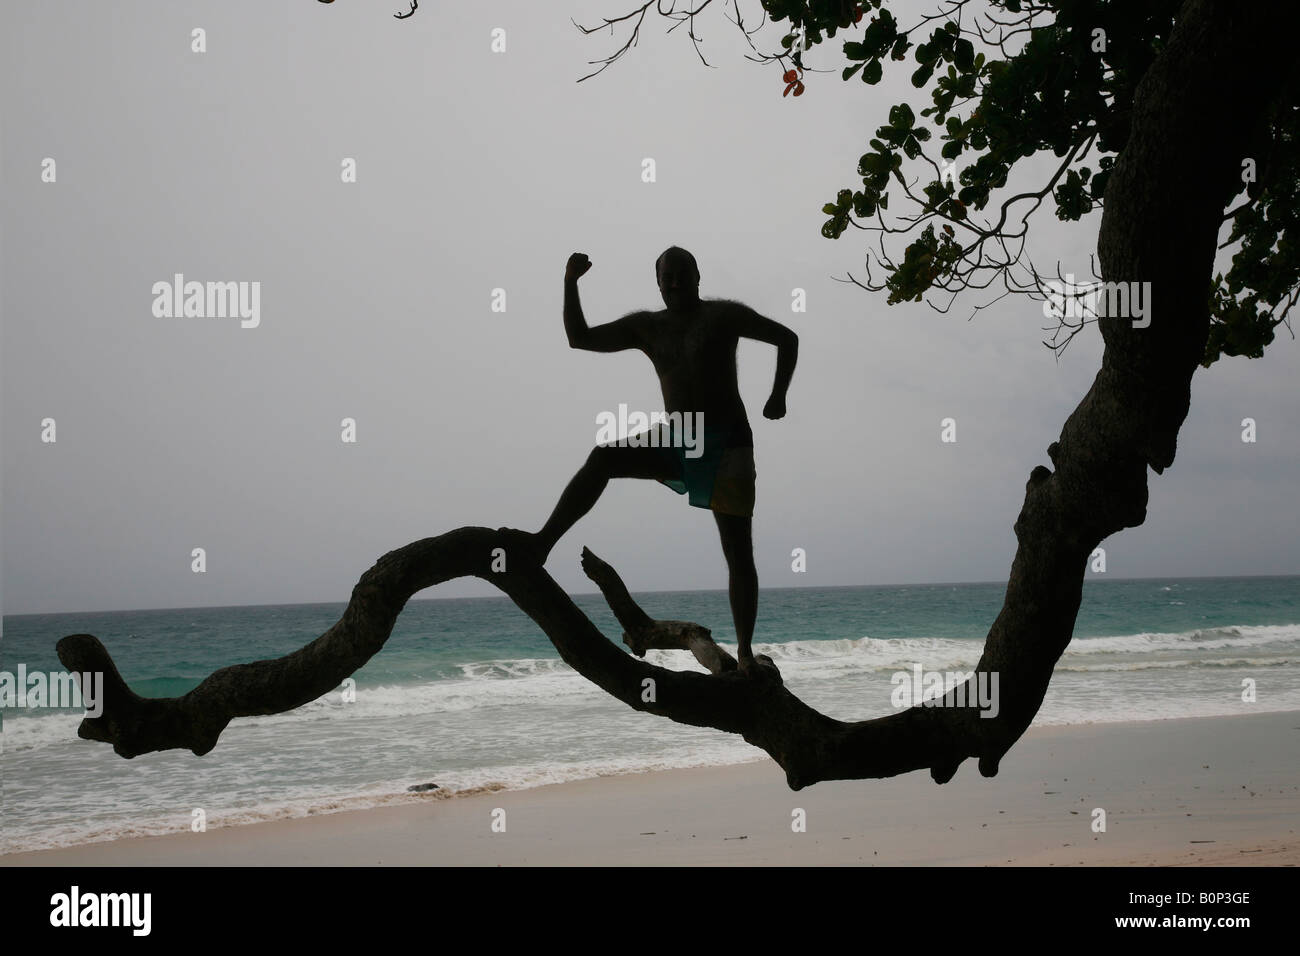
[
  {"left": 3, "top": 745, "right": 770, "bottom": 853},
  {"left": 1062, "top": 624, "right": 1300, "bottom": 655},
  {"left": 8, "top": 625, "right": 1298, "bottom": 756}
]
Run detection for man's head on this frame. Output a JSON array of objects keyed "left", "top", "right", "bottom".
[{"left": 656, "top": 246, "right": 700, "bottom": 312}]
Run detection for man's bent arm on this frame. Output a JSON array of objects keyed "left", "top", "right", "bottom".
[
  {"left": 563, "top": 254, "right": 644, "bottom": 353},
  {"left": 770, "top": 324, "right": 798, "bottom": 405},
  {"left": 725, "top": 303, "right": 799, "bottom": 406}
]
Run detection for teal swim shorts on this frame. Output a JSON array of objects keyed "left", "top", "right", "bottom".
[{"left": 654, "top": 424, "right": 756, "bottom": 518}]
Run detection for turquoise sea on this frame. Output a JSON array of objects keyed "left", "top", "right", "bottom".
[{"left": 3, "top": 575, "right": 1298, "bottom": 851}]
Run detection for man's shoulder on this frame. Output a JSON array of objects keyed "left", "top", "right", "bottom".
[
  {"left": 701, "top": 297, "right": 749, "bottom": 312},
  {"left": 612, "top": 309, "right": 662, "bottom": 346},
  {"left": 619, "top": 308, "right": 664, "bottom": 324},
  {"left": 699, "top": 298, "right": 754, "bottom": 332}
]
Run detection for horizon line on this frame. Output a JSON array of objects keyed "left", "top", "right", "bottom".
[{"left": 4, "top": 572, "right": 1298, "bottom": 619}]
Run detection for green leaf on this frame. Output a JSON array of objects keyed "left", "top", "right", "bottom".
[
  {"left": 859, "top": 152, "right": 885, "bottom": 174},
  {"left": 889, "top": 103, "right": 915, "bottom": 129},
  {"left": 953, "top": 39, "right": 974, "bottom": 72}
]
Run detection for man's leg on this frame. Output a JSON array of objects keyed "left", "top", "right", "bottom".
[
  {"left": 714, "top": 512, "right": 759, "bottom": 671},
  {"left": 532, "top": 443, "right": 677, "bottom": 560}
]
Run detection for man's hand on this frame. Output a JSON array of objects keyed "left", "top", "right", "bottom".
[
  {"left": 762, "top": 394, "right": 787, "bottom": 420},
  {"left": 566, "top": 252, "right": 593, "bottom": 282}
]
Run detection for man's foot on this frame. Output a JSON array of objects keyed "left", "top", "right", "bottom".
[
  {"left": 737, "top": 652, "right": 782, "bottom": 684},
  {"left": 495, "top": 528, "right": 550, "bottom": 568}
]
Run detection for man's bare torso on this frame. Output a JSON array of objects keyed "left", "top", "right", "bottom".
[{"left": 637, "top": 301, "right": 753, "bottom": 446}]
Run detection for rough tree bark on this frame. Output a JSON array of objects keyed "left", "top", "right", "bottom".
[{"left": 57, "top": 0, "right": 1295, "bottom": 789}]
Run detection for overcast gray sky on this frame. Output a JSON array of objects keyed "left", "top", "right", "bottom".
[{"left": 3, "top": 1, "right": 1297, "bottom": 615}]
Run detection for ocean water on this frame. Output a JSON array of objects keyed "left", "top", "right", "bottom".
[{"left": 2, "top": 576, "right": 1298, "bottom": 851}]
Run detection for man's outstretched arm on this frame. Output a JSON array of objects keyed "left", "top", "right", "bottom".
[
  {"left": 722, "top": 302, "right": 798, "bottom": 419},
  {"left": 563, "top": 252, "right": 645, "bottom": 353}
]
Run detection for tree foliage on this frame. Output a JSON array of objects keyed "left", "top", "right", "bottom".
[{"left": 580, "top": 0, "right": 1298, "bottom": 360}]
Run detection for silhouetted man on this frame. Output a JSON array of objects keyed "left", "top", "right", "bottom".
[{"left": 521, "top": 246, "right": 797, "bottom": 676}]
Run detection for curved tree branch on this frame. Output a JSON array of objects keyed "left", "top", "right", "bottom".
[
  {"left": 60, "top": 525, "right": 1003, "bottom": 790},
  {"left": 580, "top": 546, "right": 738, "bottom": 674}
]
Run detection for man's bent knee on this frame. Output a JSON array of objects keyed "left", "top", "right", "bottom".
[{"left": 587, "top": 442, "right": 676, "bottom": 481}]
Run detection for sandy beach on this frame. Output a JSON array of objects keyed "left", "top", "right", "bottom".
[{"left": 4, "top": 711, "right": 1297, "bottom": 866}]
